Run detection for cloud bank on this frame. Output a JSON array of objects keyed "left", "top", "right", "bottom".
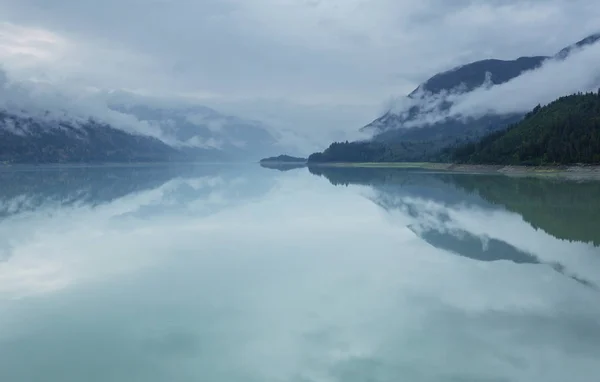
[
  {"left": 1, "top": 1, "right": 600, "bottom": 141},
  {"left": 384, "top": 41, "right": 600, "bottom": 129},
  {"left": 0, "top": 69, "right": 172, "bottom": 141}
]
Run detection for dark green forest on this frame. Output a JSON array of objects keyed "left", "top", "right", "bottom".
[
  {"left": 449, "top": 92, "right": 600, "bottom": 165},
  {"left": 308, "top": 140, "right": 435, "bottom": 163}
]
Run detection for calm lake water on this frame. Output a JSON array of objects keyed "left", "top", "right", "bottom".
[{"left": 1, "top": 164, "right": 599, "bottom": 382}]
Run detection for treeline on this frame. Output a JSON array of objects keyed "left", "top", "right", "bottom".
[
  {"left": 307, "top": 140, "right": 438, "bottom": 163},
  {"left": 449, "top": 92, "right": 600, "bottom": 165}
]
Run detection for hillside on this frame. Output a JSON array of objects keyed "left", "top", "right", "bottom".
[
  {"left": 356, "top": 33, "right": 600, "bottom": 161},
  {"left": 0, "top": 111, "right": 187, "bottom": 163},
  {"left": 0, "top": 98, "right": 285, "bottom": 164},
  {"left": 309, "top": 34, "right": 600, "bottom": 164},
  {"left": 450, "top": 92, "right": 600, "bottom": 165},
  {"left": 0, "top": 82, "right": 293, "bottom": 164},
  {"left": 109, "top": 101, "right": 281, "bottom": 161}
]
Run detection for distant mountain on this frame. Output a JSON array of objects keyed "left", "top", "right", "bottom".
[
  {"left": 109, "top": 102, "right": 282, "bottom": 161},
  {"left": 0, "top": 110, "right": 190, "bottom": 163},
  {"left": 449, "top": 92, "right": 600, "bottom": 165},
  {"left": 408, "top": 56, "right": 548, "bottom": 97},
  {"left": 360, "top": 33, "right": 600, "bottom": 157},
  {"left": 0, "top": 93, "right": 290, "bottom": 163}
]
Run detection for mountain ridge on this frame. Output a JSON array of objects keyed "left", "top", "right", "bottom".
[
  {"left": 0, "top": 93, "right": 289, "bottom": 163},
  {"left": 362, "top": 32, "right": 600, "bottom": 148},
  {"left": 306, "top": 33, "right": 600, "bottom": 164}
]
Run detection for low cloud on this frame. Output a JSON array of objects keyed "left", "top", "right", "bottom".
[
  {"left": 449, "top": 42, "right": 600, "bottom": 118},
  {"left": 387, "top": 41, "right": 600, "bottom": 129},
  {"left": 0, "top": 69, "right": 172, "bottom": 142},
  {"left": 2, "top": 1, "right": 600, "bottom": 143},
  {"left": 0, "top": 70, "right": 318, "bottom": 153}
]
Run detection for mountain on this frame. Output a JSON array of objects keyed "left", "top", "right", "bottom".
[
  {"left": 360, "top": 33, "right": 600, "bottom": 156},
  {"left": 449, "top": 92, "right": 600, "bottom": 165},
  {"left": 556, "top": 33, "right": 600, "bottom": 59},
  {"left": 308, "top": 33, "right": 600, "bottom": 164},
  {"left": 0, "top": 93, "right": 288, "bottom": 163},
  {"left": 108, "top": 100, "right": 284, "bottom": 161},
  {"left": 361, "top": 57, "right": 546, "bottom": 147},
  {"left": 0, "top": 110, "right": 190, "bottom": 163}
]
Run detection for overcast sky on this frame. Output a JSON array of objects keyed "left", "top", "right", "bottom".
[{"left": 1, "top": 0, "right": 599, "bottom": 142}]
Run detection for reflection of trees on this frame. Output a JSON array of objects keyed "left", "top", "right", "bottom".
[
  {"left": 309, "top": 165, "right": 599, "bottom": 288},
  {"left": 259, "top": 162, "right": 306, "bottom": 171},
  {"left": 0, "top": 165, "right": 201, "bottom": 218},
  {"left": 445, "top": 175, "right": 600, "bottom": 247},
  {"left": 310, "top": 166, "right": 600, "bottom": 247}
]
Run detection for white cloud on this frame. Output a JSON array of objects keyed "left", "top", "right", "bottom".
[
  {"left": 0, "top": 0, "right": 599, "bottom": 140},
  {"left": 0, "top": 70, "right": 172, "bottom": 141},
  {"left": 448, "top": 43, "right": 600, "bottom": 118},
  {"left": 385, "top": 42, "right": 600, "bottom": 128}
]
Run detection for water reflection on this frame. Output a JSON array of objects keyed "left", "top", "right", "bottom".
[
  {"left": 0, "top": 164, "right": 277, "bottom": 297},
  {"left": 0, "top": 164, "right": 275, "bottom": 219},
  {"left": 0, "top": 165, "right": 599, "bottom": 382},
  {"left": 310, "top": 166, "right": 600, "bottom": 287}
]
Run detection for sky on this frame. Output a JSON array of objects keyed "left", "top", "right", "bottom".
[{"left": 0, "top": 0, "right": 600, "bottom": 145}]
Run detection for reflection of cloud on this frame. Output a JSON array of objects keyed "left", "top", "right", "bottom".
[
  {"left": 374, "top": 192, "right": 600, "bottom": 288},
  {"left": 1, "top": 168, "right": 600, "bottom": 381},
  {"left": 0, "top": 167, "right": 275, "bottom": 299}
]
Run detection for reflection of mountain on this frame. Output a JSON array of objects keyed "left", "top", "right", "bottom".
[
  {"left": 125, "top": 166, "right": 276, "bottom": 219},
  {"left": 0, "top": 165, "right": 197, "bottom": 218},
  {"left": 310, "top": 166, "right": 600, "bottom": 247},
  {"left": 309, "top": 166, "right": 600, "bottom": 287},
  {"left": 410, "top": 225, "right": 538, "bottom": 264},
  {"left": 0, "top": 164, "right": 275, "bottom": 220},
  {"left": 309, "top": 166, "right": 487, "bottom": 207},
  {"left": 409, "top": 225, "right": 595, "bottom": 288}
]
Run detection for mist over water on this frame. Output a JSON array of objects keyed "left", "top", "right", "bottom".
[{"left": 0, "top": 164, "right": 599, "bottom": 382}]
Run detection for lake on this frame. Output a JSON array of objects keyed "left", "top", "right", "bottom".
[{"left": 0, "top": 164, "right": 599, "bottom": 382}]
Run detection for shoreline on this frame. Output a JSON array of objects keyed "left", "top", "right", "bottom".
[{"left": 307, "top": 162, "right": 600, "bottom": 180}]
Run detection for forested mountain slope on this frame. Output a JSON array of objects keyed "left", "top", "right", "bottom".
[{"left": 450, "top": 92, "right": 600, "bottom": 165}]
